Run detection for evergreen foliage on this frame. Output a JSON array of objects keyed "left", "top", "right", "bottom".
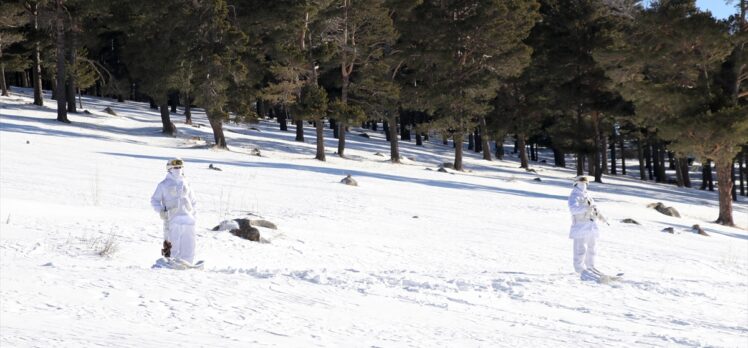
[{"left": 1, "top": 0, "right": 745, "bottom": 225}]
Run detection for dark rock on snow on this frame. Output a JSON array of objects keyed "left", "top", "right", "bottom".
[
  {"left": 212, "top": 218, "right": 278, "bottom": 242},
  {"left": 647, "top": 202, "right": 681, "bottom": 218},
  {"left": 691, "top": 224, "right": 709, "bottom": 236},
  {"left": 340, "top": 174, "right": 358, "bottom": 186},
  {"left": 103, "top": 107, "right": 117, "bottom": 116}
]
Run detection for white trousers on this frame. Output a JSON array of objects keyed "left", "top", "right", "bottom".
[
  {"left": 573, "top": 235, "right": 597, "bottom": 273},
  {"left": 168, "top": 222, "right": 195, "bottom": 264}
]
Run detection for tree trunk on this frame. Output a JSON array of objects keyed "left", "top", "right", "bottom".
[
  {"left": 679, "top": 157, "right": 691, "bottom": 188},
  {"left": 169, "top": 92, "right": 178, "bottom": 113},
  {"left": 31, "top": 2, "right": 43, "bottom": 106},
  {"left": 475, "top": 129, "right": 482, "bottom": 153},
  {"left": 732, "top": 160, "right": 738, "bottom": 202},
  {"left": 21, "top": 70, "right": 30, "bottom": 87},
  {"left": 383, "top": 120, "right": 390, "bottom": 141},
  {"left": 50, "top": 75, "right": 57, "bottom": 100},
  {"left": 295, "top": 119, "right": 304, "bottom": 142},
  {"left": 467, "top": 132, "right": 474, "bottom": 151},
  {"left": 184, "top": 93, "right": 192, "bottom": 125},
  {"left": 77, "top": 88, "right": 82, "bottom": 109},
  {"left": 674, "top": 157, "right": 685, "bottom": 188},
  {"left": 400, "top": 117, "right": 410, "bottom": 141},
  {"left": 602, "top": 135, "right": 609, "bottom": 175},
  {"left": 149, "top": 98, "right": 158, "bottom": 109},
  {"left": 279, "top": 106, "right": 288, "bottom": 131},
  {"left": 415, "top": 132, "right": 423, "bottom": 146},
  {"left": 715, "top": 159, "right": 735, "bottom": 226},
  {"left": 529, "top": 143, "right": 535, "bottom": 161},
  {"left": 479, "top": 118, "right": 491, "bottom": 161},
  {"left": 702, "top": 160, "right": 714, "bottom": 190},
  {"left": 518, "top": 135, "right": 529, "bottom": 169},
  {"left": 55, "top": 0, "right": 69, "bottom": 123},
  {"left": 552, "top": 147, "right": 565, "bottom": 167},
  {"left": 588, "top": 154, "right": 594, "bottom": 176},
  {"left": 454, "top": 133, "right": 464, "bottom": 171},
  {"left": 389, "top": 117, "right": 400, "bottom": 163},
  {"left": 620, "top": 138, "right": 627, "bottom": 175},
  {"left": 442, "top": 133, "right": 448, "bottom": 145},
  {"left": 653, "top": 144, "right": 662, "bottom": 182},
  {"left": 739, "top": 150, "right": 746, "bottom": 196},
  {"left": 657, "top": 144, "right": 667, "bottom": 183},
  {"left": 645, "top": 142, "right": 653, "bottom": 180},
  {"left": 610, "top": 136, "right": 617, "bottom": 175},
  {"left": 0, "top": 60, "right": 7, "bottom": 97},
  {"left": 159, "top": 102, "right": 176, "bottom": 135},
  {"left": 576, "top": 153, "right": 584, "bottom": 176},
  {"left": 668, "top": 152, "right": 676, "bottom": 170},
  {"left": 337, "top": 72, "right": 349, "bottom": 157},
  {"left": 65, "top": 31, "right": 77, "bottom": 113},
  {"left": 637, "top": 139, "right": 646, "bottom": 180},
  {"left": 208, "top": 114, "right": 227, "bottom": 149},
  {"left": 513, "top": 138, "right": 518, "bottom": 154},
  {"left": 593, "top": 113, "right": 603, "bottom": 182},
  {"left": 315, "top": 117, "right": 325, "bottom": 161},
  {"left": 337, "top": 120, "right": 347, "bottom": 157},
  {"left": 496, "top": 140, "right": 505, "bottom": 160}
]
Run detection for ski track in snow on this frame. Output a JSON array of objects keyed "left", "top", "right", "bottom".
[{"left": 1, "top": 89, "right": 748, "bottom": 347}]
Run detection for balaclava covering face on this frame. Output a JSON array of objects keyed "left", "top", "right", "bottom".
[{"left": 168, "top": 168, "right": 184, "bottom": 181}]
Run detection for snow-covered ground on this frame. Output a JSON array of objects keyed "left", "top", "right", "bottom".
[{"left": 1, "top": 88, "right": 747, "bottom": 347}]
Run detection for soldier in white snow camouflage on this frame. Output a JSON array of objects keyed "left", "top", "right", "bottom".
[{"left": 150, "top": 158, "right": 198, "bottom": 264}]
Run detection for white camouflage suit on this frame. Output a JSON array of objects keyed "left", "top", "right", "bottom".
[
  {"left": 150, "top": 168, "right": 197, "bottom": 264},
  {"left": 567, "top": 182, "right": 600, "bottom": 273}
]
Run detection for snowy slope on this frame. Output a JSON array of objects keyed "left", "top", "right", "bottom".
[{"left": 1, "top": 89, "right": 747, "bottom": 347}]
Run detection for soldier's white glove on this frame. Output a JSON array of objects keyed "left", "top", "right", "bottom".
[{"left": 159, "top": 210, "right": 168, "bottom": 220}]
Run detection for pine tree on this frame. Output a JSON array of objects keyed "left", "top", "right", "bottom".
[
  {"left": 410, "top": 0, "right": 540, "bottom": 171},
  {"left": 605, "top": 1, "right": 745, "bottom": 225},
  {"left": 320, "top": 0, "right": 397, "bottom": 157},
  {"left": 0, "top": 2, "right": 26, "bottom": 97},
  {"left": 22, "top": 0, "right": 45, "bottom": 106},
  {"left": 120, "top": 0, "right": 195, "bottom": 135},
  {"left": 188, "top": 0, "right": 249, "bottom": 148}
]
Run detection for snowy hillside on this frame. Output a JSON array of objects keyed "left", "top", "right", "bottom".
[{"left": 1, "top": 89, "right": 747, "bottom": 347}]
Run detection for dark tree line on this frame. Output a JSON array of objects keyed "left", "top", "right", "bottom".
[{"left": 1, "top": 0, "right": 746, "bottom": 225}]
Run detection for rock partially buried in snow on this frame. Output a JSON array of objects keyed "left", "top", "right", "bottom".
[
  {"left": 340, "top": 175, "right": 358, "bottom": 186},
  {"left": 647, "top": 202, "right": 681, "bottom": 218},
  {"left": 691, "top": 224, "right": 709, "bottom": 236},
  {"left": 208, "top": 164, "right": 222, "bottom": 171},
  {"left": 437, "top": 167, "right": 449, "bottom": 173},
  {"left": 103, "top": 107, "right": 117, "bottom": 116},
  {"left": 250, "top": 148, "right": 262, "bottom": 157},
  {"left": 358, "top": 133, "right": 370, "bottom": 139},
  {"left": 533, "top": 177, "right": 542, "bottom": 182},
  {"left": 621, "top": 218, "right": 640, "bottom": 225},
  {"left": 374, "top": 152, "right": 385, "bottom": 157},
  {"left": 661, "top": 227, "right": 675, "bottom": 234},
  {"left": 212, "top": 218, "right": 277, "bottom": 243}
]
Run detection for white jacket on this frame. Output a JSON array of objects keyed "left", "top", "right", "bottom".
[
  {"left": 150, "top": 173, "right": 197, "bottom": 225},
  {"left": 567, "top": 186, "right": 599, "bottom": 239}
]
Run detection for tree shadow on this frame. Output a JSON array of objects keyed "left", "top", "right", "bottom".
[{"left": 98, "top": 151, "right": 569, "bottom": 201}]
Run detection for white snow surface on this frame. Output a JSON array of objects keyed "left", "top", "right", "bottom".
[{"left": 1, "top": 89, "right": 747, "bottom": 347}]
